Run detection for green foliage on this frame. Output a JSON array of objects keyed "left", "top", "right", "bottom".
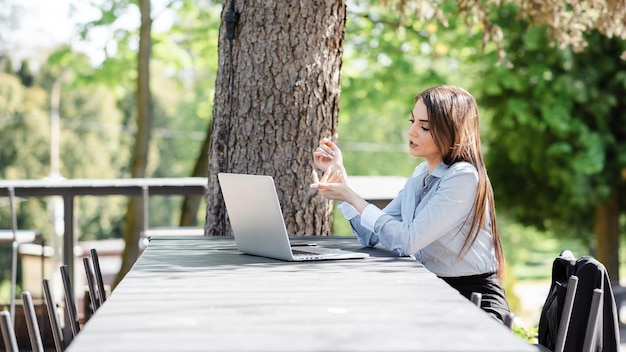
[
  {"left": 17, "top": 60, "right": 34, "bottom": 87},
  {"left": 340, "top": 1, "right": 483, "bottom": 176},
  {"left": 143, "top": 0, "right": 220, "bottom": 227},
  {"left": 42, "top": 46, "right": 94, "bottom": 89},
  {"left": 0, "top": 55, "right": 14, "bottom": 75},
  {"left": 79, "top": 0, "right": 134, "bottom": 39},
  {"left": 58, "top": 0, "right": 222, "bottom": 231},
  {"left": 498, "top": 215, "right": 588, "bottom": 281},
  {"left": 0, "top": 74, "right": 50, "bottom": 179},
  {"left": 0, "top": 73, "right": 55, "bottom": 239},
  {"left": 476, "top": 5, "right": 626, "bottom": 240},
  {"left": 513, "top": 324, "right": 538, "bottom": 344}
]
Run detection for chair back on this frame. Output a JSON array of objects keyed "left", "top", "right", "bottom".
[
  {"left": 60, "top": 265, "right": 81, "bottom": 337},
  {"left": 553, "top": 275, "right": 578, "bottom": 352},
  {"left": 22, "top": 290, "right": 45, "bottom": 352},
  {"left": 90, "top": 248, "right": 107, "bottom": 304},
  {"left": 83, "top": 256, "right": 101, "bottom": 312},
  {"left": 0, "top": 310, "right": 18, "bottom": 352},
  {"left": 539, "top": 251, "right": 619, "bottom": 351},
  {"left": 43, "top": 278, "right": 66, "bottom": 352},
  {"left": 470, "top": 292, "right": 482, "bottom": 306}
]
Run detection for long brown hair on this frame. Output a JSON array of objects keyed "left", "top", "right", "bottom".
[{"left": 416, "top": 85, "right": 505, "bottom": 279}]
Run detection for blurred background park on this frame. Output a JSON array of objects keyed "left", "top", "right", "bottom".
[{"left": 1, "top": 0, "right": 625, "bottom": 338}]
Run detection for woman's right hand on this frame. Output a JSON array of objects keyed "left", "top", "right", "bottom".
[{"left": 313, "top": 138, "right": 343, "bottom": 172}]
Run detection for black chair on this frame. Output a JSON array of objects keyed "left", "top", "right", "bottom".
[
  {"left": 60, "top": 264, "right": 81, "bottom": 338},
  {"left": 552, "top": 276, "right": 579, "bottom": 352},
  {"left": 22, "top": 290, "right": 45, "bottom": 352},
  {"left": 43, "top": 278, "right": 67, "bottom": 352},
  {"left": 502, "top": 312, "right": 515, "bottom": 330},
  {"left": 83, "top": 256, "right": 101, "bottom": 313},
  {"left": 0, "top": 310, "right": 18, "bottom": 352},
  {"left": 470, "top": 291, "right": 515, "bottom": 330},
  {"left": 470, "top": 292, "right": 482, "bottom": 306},
  {"left": 538, "top": 251, "right": 618, "bottom": 352},
  {"left": 91, "top": 248, "right": 107, "bottom": 305},
  {"left": 582, "top": 288, "right": 603, "bottom": 351}
]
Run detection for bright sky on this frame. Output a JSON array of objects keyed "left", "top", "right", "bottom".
[
  {"left": 4, "top": 0, "right": 174, "bottom": 69},
  {"left": 5, "top": 0, "right": 96, "bottom": 66},
  {"left": 6, "top": 0, "right": 77, "bottom": 44}
]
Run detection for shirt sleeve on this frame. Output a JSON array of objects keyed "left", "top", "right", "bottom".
[
  {"left": 337, "top": 202, "right": 380, "bottom": 247},
  {"left": 361, "top": 204, "right": 385, "bottom": 231},
  {"left": 337, "top": 201, "right": 359, "bottom": 220}
]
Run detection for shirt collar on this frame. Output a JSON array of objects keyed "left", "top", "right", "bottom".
[{"left": 429, "top": 162, "right": 449, "bottom": 179}]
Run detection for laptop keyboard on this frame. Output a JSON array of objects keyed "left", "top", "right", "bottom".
[{"left": 292, "top": 249, "right": 317, "bottom": 256}]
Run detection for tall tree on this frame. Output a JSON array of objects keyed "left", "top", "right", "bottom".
[
  {"left": 385, "top": 0, "right": 626, "bottom": 62},
  {"left": 477, "top": 6, "right": 626, "bottom": 282},
  {"left": 116, "top": 0, "right": 153, "bottom": 284},
  {"left": 206, "top": 1, "right": 346, "bottom": 236}
]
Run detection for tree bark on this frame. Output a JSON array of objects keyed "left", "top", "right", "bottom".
[
  {"left": 595, "top": 185, "right": 620, "bottom": 283},
  {"left": 116, "top": 0, "right": 152, "bottom": 286},
  {"left": 206, "top": 0, "right": 346, "bottom": 237}
]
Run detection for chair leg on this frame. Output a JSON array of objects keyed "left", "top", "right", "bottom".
[
  {"left": 0, "top": 310, "right": 19, "bottom": 352},
  {"left": 22, "top": 291, "right": 45, "bottom": 352},
  {"left": 43, "top": 278, "right": 66, "bottom": 352},
  {"left": 554, "top": 275, "right": 579, "bottom": 352},
  {"left": 582, "top": 288, "right": 603, "bottom": 352}
]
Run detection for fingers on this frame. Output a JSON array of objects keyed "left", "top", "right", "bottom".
[
  {"left": 311, "top": 169, "right": 320, "bottom": 184},
  {"left": 320, "top": 138, "right": 337, "bottom": 153},
  {"left": 310, "top": 167, "right": 342, "bottom": 190},
  {"left": 320, "top": 168, "right": 342, "bottom": 185},
  {"left": 314, "top": 145, "right": 335, "bottom": 160},
  {"left": 310, "top": 169, "right": 320, "bottom": 189},
  {"left": 328, "top": 169, "right": 342, "bottom": 183},
  {"left": 320, "top": 166, "right": 333, "bottom": 183}
]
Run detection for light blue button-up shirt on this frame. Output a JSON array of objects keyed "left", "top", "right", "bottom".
[{"left": 338, "top": 161, "right": 498, "bottom": 277}]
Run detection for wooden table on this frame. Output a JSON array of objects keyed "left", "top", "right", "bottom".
[{"left": 66, "top": 236, "right": 537, "bottom": 351}]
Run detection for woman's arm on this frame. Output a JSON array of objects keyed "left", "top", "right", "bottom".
[{"left": 337, "top": 190, "right": 404, "bottom": 248}]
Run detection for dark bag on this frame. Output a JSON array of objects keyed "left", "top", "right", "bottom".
[{"left": 538, "top": 251, "right": 620, "bottom": 352}]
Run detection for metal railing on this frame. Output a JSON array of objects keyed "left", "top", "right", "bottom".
[{"left": 0, "top": 177, "right": 208, "bottom": 323}]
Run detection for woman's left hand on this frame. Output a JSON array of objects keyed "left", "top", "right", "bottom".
[
  {"left": 310, "top": 168, "right": 371, "bottom": 213},
  {"left": 310, "top": 167, "right": 348, "bottom": 201},
  {"left": 309, "top": 167, "right": 359, "bottom": 202}
]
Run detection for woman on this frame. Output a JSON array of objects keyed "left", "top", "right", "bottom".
[{"left": 310, "top": 85, "right": 510, "bottom": 322}]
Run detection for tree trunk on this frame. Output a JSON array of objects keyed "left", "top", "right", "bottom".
[
  {"left": 595, "top": 184, "right": 620, "bottom": 283},
  {"left": 206, "top": 0, "right": 346, "bottom": 237},
  {"left": 116, "top": 0, "right": 152, "bottom": 286}
]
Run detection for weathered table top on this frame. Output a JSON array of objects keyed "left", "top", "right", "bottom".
[{"left": 66, "top": 236, "right": 537, "bottom": 351}]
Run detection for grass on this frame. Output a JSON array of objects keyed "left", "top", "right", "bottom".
[{"left": 513, "top": 324, "right": 539, "bottom": 344}]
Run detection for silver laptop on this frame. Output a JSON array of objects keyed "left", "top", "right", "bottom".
[{"left": 217, "top": 173, "right": 369, "bottom": 261}]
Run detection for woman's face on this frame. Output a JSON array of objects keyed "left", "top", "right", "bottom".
[{"left": 408, "top": 99, "right": 442, "bottom": 165}]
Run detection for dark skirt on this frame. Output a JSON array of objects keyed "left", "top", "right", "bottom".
[{"left": 439, "top": 272, "right": 511, "bottom": 323}]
